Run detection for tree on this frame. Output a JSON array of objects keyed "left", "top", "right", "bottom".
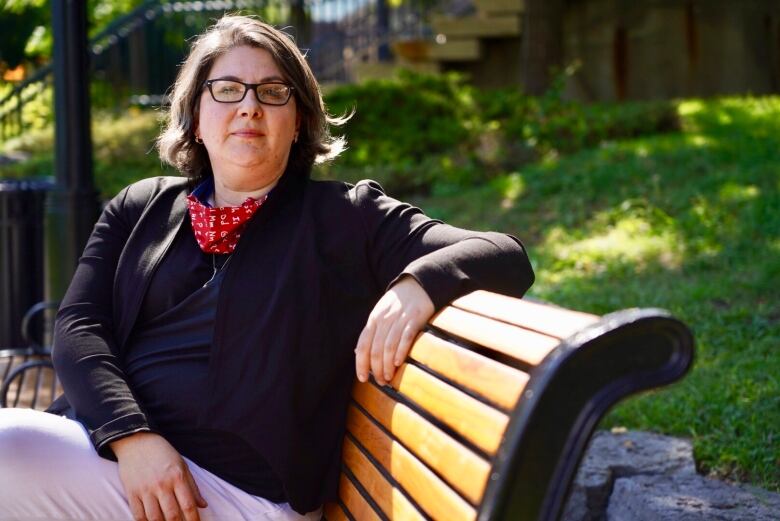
[
  {"left": 521, "top": 0, "right": 565, "bottom": 95},
  {"left": 0, "top": 0, "right": 48, "bottom": 69},
  {"left": 0, "top": 0, "right": 147, "bottom": 71}
]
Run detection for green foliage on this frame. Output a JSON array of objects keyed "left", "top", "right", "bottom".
[
  {"left": 326, "top": 70, "right": 478, "bottom": 163},
  {"left": 318, "top": 71, "right": 680, "bottom": 196},
  {"left": 0, "top": 108, "right": 174, "bottom": 197},
  {"left": 410, "top": 96, "right": 780, "bottom": 492},
  {"left": 0, "top": 0, "right": 48, "bottom": 67},
  {"left": 319, "top": 70, "right": 481, "bottom": 193},
  {"left": 90, "top": 108, "right": 177, "bottom": 196},
  {"left": 478, "top": 86, "right": 680, "bottom": 157},
  {"left": 0, "top": 0, "right": 149, "bottom": 71},
  {"left": 88, "top": 0, "right": 148, "bottom": 34},
  {"left": 19, "top": 82, "right": 51, "bottom": 129}
]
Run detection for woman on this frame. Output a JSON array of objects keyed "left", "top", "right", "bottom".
[{"left": 0, "top": 15, "right": 533, "bottom": 521}]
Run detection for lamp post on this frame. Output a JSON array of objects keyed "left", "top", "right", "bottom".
[{"left": 46, "top": 0, "right": 100, "bottom": 308}]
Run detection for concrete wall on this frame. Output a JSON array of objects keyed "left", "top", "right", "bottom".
[
  {"left": 562, "top": 0, "right": 780, "bottom": 101},
  {"left": 444, "top": 37, "right": 524, "bottom": 89}
]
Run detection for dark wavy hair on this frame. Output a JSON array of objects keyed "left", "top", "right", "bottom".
[{"left": 157, "top": 15, "right": 347, "bottom": 183}]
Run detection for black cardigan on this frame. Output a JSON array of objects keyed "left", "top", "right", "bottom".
[{"left": 47, "top": 171, "right": 534, "bottom": 513}]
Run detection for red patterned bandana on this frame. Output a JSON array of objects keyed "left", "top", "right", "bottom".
[{"left": 186, "top": 194, "right": 268, "bottom": 254}]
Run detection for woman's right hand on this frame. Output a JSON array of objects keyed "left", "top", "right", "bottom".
[{"left": 110, "top": 432, "right": 208, "bottom": 521}]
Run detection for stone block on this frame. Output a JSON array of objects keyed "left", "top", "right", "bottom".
[
  {"left": 562, "top": 430, "right": 696, "bottom": 521},
  {"left": 607, "top": 474, "right": 780, "bottom": 521}
]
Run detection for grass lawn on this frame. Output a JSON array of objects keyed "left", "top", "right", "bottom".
[
  {"left": 1, "top": 96, "right": 777, "bottom": 492},
  {"left": 409, "top": 98, "right": 780, "bottom": 491}
]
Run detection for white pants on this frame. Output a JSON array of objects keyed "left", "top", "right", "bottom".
[{"left": 0, "top": 409, "right": 322, "bottom": 521}]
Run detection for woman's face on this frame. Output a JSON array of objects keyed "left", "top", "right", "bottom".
[{"left": 195, "top": 45, "right": 299, "bottom": 191}]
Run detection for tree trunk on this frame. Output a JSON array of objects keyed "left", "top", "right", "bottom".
[{"left": 521, "top": 0, "right": 565, "bottom": 95}]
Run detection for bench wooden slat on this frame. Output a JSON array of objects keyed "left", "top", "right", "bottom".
[
  {"left": 353, "top": 382, "right": 491, "bottom": 505},
  {"left": 323, "top": 502, "right": 349, "bottom": 521},
  {"left": 338, "top": 473, "right": 382, "bottom": 521},
  {"left": 430, "top": 306, "right": 560, "bottom": 366},
  {"left": 410, "top": 331, "right": 530, "bottom": 411},
  {"left": 347, "top": 405, "right": 477, "bottom": 521},
  {"left": 342, "top": 436, "right": 426, "bottom": 521},
  {"left": 452, "top": 290, "right": 600, "bottom": 339},
  {"left": 389, "top": 363, "right": 509, "bottom": 455}
]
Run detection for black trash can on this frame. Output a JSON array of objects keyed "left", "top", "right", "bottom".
[{"left": 0, "top": 178, "right": 55, "bottom": 348}]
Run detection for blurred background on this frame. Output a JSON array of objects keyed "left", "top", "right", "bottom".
[{"left": 0, "top": 0, "right": 778, "bottom": 506}]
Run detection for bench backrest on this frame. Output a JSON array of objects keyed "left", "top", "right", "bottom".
[{"left": 323, "top": 290, "right": 694, "bottom": 521}]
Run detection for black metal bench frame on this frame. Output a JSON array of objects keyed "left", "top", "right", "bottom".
[
  {"left": 0, "top": 301, "right": 59, "bottom": 409},
  {"left": 480, "top": 308, "right": 693, "bottom": 520}
]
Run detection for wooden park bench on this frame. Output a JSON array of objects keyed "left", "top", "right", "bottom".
[
  {"left": 322, "top": 290, "right": 694, "bottom": 521},
  {"left": 1, "top": 292, "right": 694, "bottom": 521}
]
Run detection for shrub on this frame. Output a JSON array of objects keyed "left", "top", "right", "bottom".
[
  {"left": 478, "top": 84, "right": 681, "bottom": 157},
  {"left": 317, "top": 70, "right": 487, "bottom": 195},
  {"left": 319, "top": 70, "right": 681, "bottom": 196},
  {"left": 324, "top": 69, "right": 480, "bottom": 167}
]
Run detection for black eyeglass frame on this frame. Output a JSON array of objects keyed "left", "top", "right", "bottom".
[{"left": 203, "top": 79, "right": 295, "bottom": 106}]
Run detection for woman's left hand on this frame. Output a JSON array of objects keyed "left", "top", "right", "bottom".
[{"left": 355, "top": 276, "right": 435, "bottom": 386}]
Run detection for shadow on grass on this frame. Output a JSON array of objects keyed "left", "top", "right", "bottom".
[{"left": 412, "top": 98, "right": 780, "bottom": 490}]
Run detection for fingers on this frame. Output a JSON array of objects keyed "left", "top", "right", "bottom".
[
  {"left": 186, "top": 471, "right": 209, "bottom": 509},
  {"left": 367, "top": 300, "right": 399, "bottom": 386},
  {"left": 380, "top": 318, "right": 405, "bottom": 382},
  {"left": 140, "top": 494, "right": 165, "bottom": 521},
  {"left": 355, "top": 303, "right": 421, "bottom": 386},
  {"left": 355, "top": 304, "right": 395, "bottom": 386},
  {"left": 158, "top": 489, "right": 185, "bottom": 521},
  {"left": 123, "top": 464, "right": 206, "bottom": 521},
  {"left": 173, "top": 476, "right": 204, "bottom": 521},
  {"left": 395, "top": 322, "right": 419, "bottom": 367},
  {"left": 129, "top": 495, "right": 147, "bottom": 521},
  {"left": 131, "top": 478, "right": 203, "bottom": 521},
  {"left": 355, "top": 319, "right": 375, "bottom": 383},
  {"left": 356, "top": 278, "right": 435, "bottom": 386},
  {"left": 116, "top": 434, "right": 206, "bottom": 521}
]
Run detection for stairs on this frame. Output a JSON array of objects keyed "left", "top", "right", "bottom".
[
  {"left": 355, "top": 0, "right": 525, "bottom": 88},
  {"left": 427, "top": 0, "right": 524, "bottom": 84}
]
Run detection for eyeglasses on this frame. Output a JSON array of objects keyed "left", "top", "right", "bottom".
[{"left": 203, "top": 79, "right": 295, "bottom": 106}]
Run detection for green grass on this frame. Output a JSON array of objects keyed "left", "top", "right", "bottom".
[
  {"left": 1, "top": 95, "right": 777, "bottom": 492},
  {"left": 407, "top": 97, "right": 780, "bottom": 491}
]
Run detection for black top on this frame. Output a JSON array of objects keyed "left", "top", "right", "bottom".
[
  {"left": 124, "top": 223, "right": 284, "bottom": 501},
  {"left": 49, "top": 174, "right": 535, "bottom": 514}
]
